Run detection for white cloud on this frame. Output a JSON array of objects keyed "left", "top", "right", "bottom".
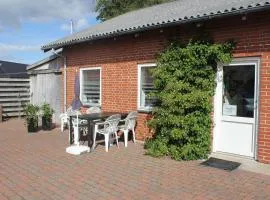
[
  {"left": 60, "top": 23, "right": 71, "bottom": 32},
  {"left": 60, "top": 18, "right": 89, "bottom": 32},
  {"left": 0, "top": 43, "right": 39, "bottom": 52},
  {"left": 0, "top": 43, "right": 40, "bottom": 63},
  {"left": 76, "top": 18, "right": 89, "bottom": 30},
  {"left": 0, "top": 0, "right": 98, "bottom": 63},
  {"left": 0, "top": 0, "right": 96, "bottom": 30}
]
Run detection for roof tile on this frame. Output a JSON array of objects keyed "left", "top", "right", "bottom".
[{"left": 42, "top": 0, "right": 270, "bottom": 51}]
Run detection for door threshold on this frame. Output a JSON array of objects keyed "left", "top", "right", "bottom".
[
  {"left": 211, "top": 151, "right": 254, "bottom": 161},
  {"left": 210, "top": 152, "right": 270, "bottom": 176}
]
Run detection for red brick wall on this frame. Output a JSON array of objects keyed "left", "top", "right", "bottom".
[{"left": 62, "top": 11, "right": 270, "bottom": 163}]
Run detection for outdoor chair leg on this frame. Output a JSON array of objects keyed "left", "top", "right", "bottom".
[
  {"left": 61, "top": 120, "right": 64, "bottom": 132},
  {"left": 92, "top": 124, "right": 98, "bottom": 150},
  {"left": 132, "top": 128, "right": 136, "bottom": 143},
  {"left": 115, "top": 132, "right": 119, "bottom": 148},
  {"left": 109, "top": 134, "right": 114, "bottom": 147},
  {"left": 92, "top": 131, "right": 97, "bottom": 150},
  {"left": 104, "top": 134, "right": 109, "bottom": 152},
  {"left": 124, "top": 130, "right": 128, "bottom": 147}
]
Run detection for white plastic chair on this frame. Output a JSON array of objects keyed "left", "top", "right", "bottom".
[
  {"left": 93, "top": 114, "right": 121, "bottom": 152},
  {"left": 67, "top": 111, "right": 90, "bottom": 154},
  {"left": 119, "top": 111, "right": 138, "bottom": 147},
  {"left": 59, "top": 107, "right": 76, "bottom": 132},
  {"left": 60, "top": 108, "right": 81, "bottom": 143}
]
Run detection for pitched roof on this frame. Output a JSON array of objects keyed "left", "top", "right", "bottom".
[
  {"left": 27, "top": 54, "right": 59, "bottom": 70},
  {"left": 0, "top": 60, "right": 28, "bottom": 78},
  {"left": 42, "top": 0, "right": 270, "bottom": 51}
]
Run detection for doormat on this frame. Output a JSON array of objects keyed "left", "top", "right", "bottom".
[{"left": 201, "top": 157, "right": 241, "bottom": 171}]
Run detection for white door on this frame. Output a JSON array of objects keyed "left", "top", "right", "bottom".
[{"left": 213, "top": 58, "right": 259, "bottom": 158}]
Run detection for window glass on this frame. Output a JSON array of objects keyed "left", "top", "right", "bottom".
[
  {"left": 222, "top": 65, "right": 255, "bottom": 118},
  {"left": 81, "top": 69, "right": 100, "bottom": 106},
  {"left": 140, "top": 66, "right": 156, "bottom": 109}
]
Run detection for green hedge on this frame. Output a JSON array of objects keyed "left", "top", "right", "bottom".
[{"left": 145, "top": 41, "right": 234, "bottom": 160}]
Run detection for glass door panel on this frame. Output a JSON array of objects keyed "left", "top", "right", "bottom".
[{"left": 222, "top": 65, "right": 255, "bottom": 118}]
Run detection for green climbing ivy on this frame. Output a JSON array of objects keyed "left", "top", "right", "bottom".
[{"left": 144, "top": 40, "right": 234, "bottom": 160}]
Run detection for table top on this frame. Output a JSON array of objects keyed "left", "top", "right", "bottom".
[{"left": 70, "top": 112, "right": 128, "bottom": 121}]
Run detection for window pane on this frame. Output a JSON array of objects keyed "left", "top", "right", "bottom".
[
  {"left": 81, "top": 69, "right": 100, "bottom": 105},
  {"left": 140, "top": 66, "right": 156, "bottom": 108},
  {"left": 222, "top": 65, "right": 255, "bottom": 118}
]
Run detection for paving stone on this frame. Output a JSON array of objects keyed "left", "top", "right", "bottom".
[{"left": 0, "top": 119, "right": 270, "bottom": 200}]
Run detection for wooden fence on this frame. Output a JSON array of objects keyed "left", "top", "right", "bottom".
[{"left": 0, "top": 78, "right": 30, "bottom": 118}]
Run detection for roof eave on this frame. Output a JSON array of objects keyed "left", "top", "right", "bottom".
[
  {"left": 27, "top": 54, "right": 59, "bottom": 70},
  {"left": 41, "top": 5, "right": 270, "bottom": 52}
]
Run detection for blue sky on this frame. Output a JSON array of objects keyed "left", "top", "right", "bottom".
[{"left": 0, "top": 0, "right": 98, "bottom": 65}]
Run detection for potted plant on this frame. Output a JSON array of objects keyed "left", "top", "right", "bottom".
[
  {"left": 24, "top": 103, "right": 39, "bottom": 132},
  {"left": 41, "top": 103, "right": 54, "bottom": 130}
]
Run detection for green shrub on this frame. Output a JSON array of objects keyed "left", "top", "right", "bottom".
[
  {"left": 41, "top": 103, "right": 54, "bottom": 120},
  {"left": 24, "top": 103, "right": 40, "bottom": 132},
  {"left": 144, "top": 136, "right": 169, "bottom": 157},
  {"left": 24, "top": 103, "right": 39, "bottom": 124},
  {"left": 145, "top": 40, "right": 234, "bottom": 160}
]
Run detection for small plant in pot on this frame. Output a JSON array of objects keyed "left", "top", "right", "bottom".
[
  {"left": 24, "top": 103, "right": 39, "bottom": 132},
  {"left": 41, "top": 103, "right": 54, "bottom": 130}
]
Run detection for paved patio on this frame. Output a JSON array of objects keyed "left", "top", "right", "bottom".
[{"left": 1, "top": 119, "right": 270, "bottom": 200}]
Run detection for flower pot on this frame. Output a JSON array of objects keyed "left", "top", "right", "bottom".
[
  {"left": 27, "top": 118, "right": 38, "bottom": 132},
  {"left": 42, "top": 117, "right": 52, "bottom": 130}
]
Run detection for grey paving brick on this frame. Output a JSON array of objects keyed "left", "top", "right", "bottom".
[{"left": 0, "top": 119, "right": 270, "bottom": 200}]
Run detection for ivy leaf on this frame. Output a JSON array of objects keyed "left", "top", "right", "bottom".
[{"left": 145, "top": 40, "right": 234, "bottom": 160}]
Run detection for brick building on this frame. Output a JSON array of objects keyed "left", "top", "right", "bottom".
[{"left": 42, "top": 0, "right": 270, "bottom": 163}]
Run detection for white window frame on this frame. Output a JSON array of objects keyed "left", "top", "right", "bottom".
[
  {"left": 213, "top": 57, "right": 260, "bottom": 159},
  {"left": 137, "top": 63, "right": 156, "bottom": 111},
  {"left": 80, "top": 67, "right": 102, "bottom": 107}
]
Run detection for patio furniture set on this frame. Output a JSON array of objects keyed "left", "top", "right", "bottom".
[{"left": 60, "top": 107, "right": 138, "bottom": 155}]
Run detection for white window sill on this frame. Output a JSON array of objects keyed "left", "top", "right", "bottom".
[
  {"left": 138, "top": 107, "right": 153, "bottom": 113},
  {"left": 82, "top": 103, "right": 101, "bottom": 107}
]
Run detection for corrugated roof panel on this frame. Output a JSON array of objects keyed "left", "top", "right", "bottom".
[{"left": 42, "top": 0, "right": 270, "bottom": 51}]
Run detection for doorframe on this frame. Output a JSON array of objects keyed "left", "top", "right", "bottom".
[{"left": 213, "top": 57, "right": 260, "bottom": 160}]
